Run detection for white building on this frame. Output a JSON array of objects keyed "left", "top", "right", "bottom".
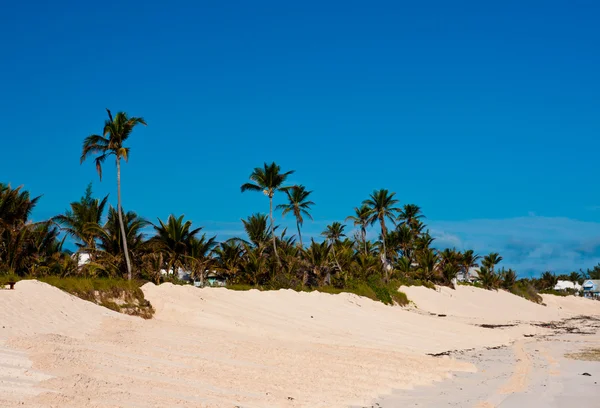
[{"left": 553, "top": 280, "right": 582, "bottom": 292}]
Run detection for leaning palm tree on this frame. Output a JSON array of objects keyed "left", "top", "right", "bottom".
[
  {"left": 81, "top": 109, "right": 146, "bottom": 280},
  {"left": 241, "top": 162, "right": 294, "bottom": 265},
  {"left": 345, "top": 205, "right": 372, "bottom": 255},
  {"left": 276, "top": 185, "right": 314, "bottom": 248},
  {"left": 363, "top": 189, "right": 400, "bottom": 264}
]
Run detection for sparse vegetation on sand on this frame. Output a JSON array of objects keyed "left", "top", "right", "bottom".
[{"left": 565, "top": 348, "right": 600, "bottom": 361}]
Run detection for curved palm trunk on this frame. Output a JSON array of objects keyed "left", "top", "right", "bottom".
[
  {"left": 269, "top": 195, "right": 280, "bottom": 266},
  {"left": 116, "top": 157, "right": 133, "bottom": 280}
]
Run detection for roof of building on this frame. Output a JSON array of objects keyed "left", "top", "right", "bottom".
[
  {"left": 553, "top": 280, "right": 582, "bottom": 290},
  {"left": 582, "top": 279, "right": 600, "bottom": 288}
]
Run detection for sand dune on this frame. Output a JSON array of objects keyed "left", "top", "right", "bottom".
[
  {"left": 1, "top": 280, "right": 599, "bottom": 407},
  {"left": 401, "top": 284, "right": 600, "bottom": 324}
]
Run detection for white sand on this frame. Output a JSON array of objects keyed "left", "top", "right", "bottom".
[
  {"left": 401, "top": 284, "right": 600, "bottom": 324},
  {"left": 1, "top": 281, "right": 599, "bottom": 407}
]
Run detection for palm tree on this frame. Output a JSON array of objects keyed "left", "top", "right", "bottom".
[
  {"left": 303, "top": 239, "right": 332, "bottom": 286},
  {"left": 276, "top": 185, "right": 314, "bottom": 248},
  {"left": 482, "top": 252, "right": 503, "bottom": 274},
  {"left": 0, "top": 183, "right": 40, "bottom": 227},
  {"left": 540, "top": 271, "right": 558, "bottom": 290},
  {"left": 88, "top": 207, "right": 149, "bottom": 277},
  {"left": 150, "top": 214, "right": 202, "bottom": 278},
  {"left": 500, "top": 268, "right": 517, "bottom": 289},
  {"left": 241, "top": 213, "right": 270, "bottom": 247},
  {"left": 241, "top": 162, "right": 294, "bottom": 266},
  {"left": 187, "top": 234, "right": 217, "bottom": 286},
  {"left": 54, "top": 183, "right": 108, "bottom": 256},
  {"left": 415, "top": 248, "right": 438, "bottom": 282},
  {"left": 345, "top": 205, "right": 372, "bottom": 255},
  {"left": 81, "top": 109, "right": 147, "bottom": 280},
  {"left": 322, "top": 222, "right": 346, "bottom": 282},
  {"left": 460, "top": 250, "right": 480, "bottom": 281},
  {"left": 478, "top": 266, "right": 500, "bottom": 290},
  {"left": 363, "top": 189, "right": 400, "bottom": 270},
  {"left": 397, "top": 204, "right": 424, "bottom": 229},
  {"left": 214, "top": 241, "right": 244, "bottom": 280},
  {"left": 569, "top": 271, "right": 581, "bottom": 286}
]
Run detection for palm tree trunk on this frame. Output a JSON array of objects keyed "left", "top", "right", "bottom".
[
  {"left": 380, "top": 217, "right": 388, "bottom": 282},
  {"left": 362, "top": 226, "right": 367, "bottom": 255},
  {"left": 296, "top": 219, "right": 303, "bottom": 248},
  {"left": 269, "top": 195, "right": 280, "bottom": 266},
  {"left": 331, "top": 245, "right": 343, "bottom": 283},
  {"left": 116, "top": 157, "right": 133, "bottom": 280}
]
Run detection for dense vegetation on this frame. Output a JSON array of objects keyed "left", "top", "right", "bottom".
[{"left": 2, "top": 110, "right": 598, "bottom": 307}]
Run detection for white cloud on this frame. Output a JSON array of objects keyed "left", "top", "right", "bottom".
[{"left": 428, "top": 216, "right": 600, "bottom": 276}]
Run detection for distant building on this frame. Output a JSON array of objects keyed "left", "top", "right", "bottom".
[
  {"left": 206, "top": 271, "right": 227, "bottom": 287},
  {"left": 457, "top": 267, "right": 479, "bottom": 283},
  {"left": 71, "top": 252, "right": 91, "bottom": 268},
  {"left": 553, "top": 280, "right": 582, "bottom": 292},
  {"left": 582, "top": 280, "right": 600, "bottom": 298}
]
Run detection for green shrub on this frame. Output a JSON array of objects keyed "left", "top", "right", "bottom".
[
  {"left": 510, "top": 281, "right": 543, "bottom": 304},
  {"left": 35, "top": 277, "right": 154, "bottom": 318},
  {"left": 397, "top": 276, "right": 436, "bottom": 290},
  {"left": 539, "top": 289, "right": 576, "bottom": 297},
  {"left": 0, "top": 273, "right": 21, "bottom": 287},
  {"left": 226, "top": 283, "right": 259, "bottom": 291}
]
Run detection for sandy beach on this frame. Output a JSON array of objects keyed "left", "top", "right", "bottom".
[{"left": 1, "top": 281, "right": 599, "bottom": 407}]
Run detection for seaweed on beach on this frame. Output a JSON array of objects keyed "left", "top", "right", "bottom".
[{"left": 478, "top": 323, "right": 517, "bottom": 329}]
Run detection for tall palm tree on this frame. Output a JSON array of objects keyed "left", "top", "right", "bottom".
[
  {"left": 81, "top": 109, "right": 146, "bottom": 280},
  {"left": 345, "top": 205, "right": 372, "bottom": 255},
  {"left": 363, "top": 189, "right": 400, "bottom": 265},
  {"left": 276, "top": 185, "right": 314, "bottom": 248},
  {"left": 150, "top": 214, "right": 203, "bottom": 278},
  {"left": 241, "top": 162, "right": 294, "bottom": 265}
]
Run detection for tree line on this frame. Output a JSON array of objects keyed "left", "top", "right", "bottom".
[{"left": 2, "top": 109, "right": 598, "bottom": 302}]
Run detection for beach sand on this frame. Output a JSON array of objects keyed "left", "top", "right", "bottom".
[{"left": 1, "top": 280, "right": 599, "bottom": 407}]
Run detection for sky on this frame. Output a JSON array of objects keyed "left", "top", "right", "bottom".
[{"left": 1, "top": 0, "right": 599, "bottom": 276}]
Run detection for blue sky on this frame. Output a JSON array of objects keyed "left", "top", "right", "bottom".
[{"left": 2, "top": 1, "right": 599, "bottom": 276}]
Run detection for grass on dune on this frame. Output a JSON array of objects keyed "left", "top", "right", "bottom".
[
  {"left": 2, "top": 275, "right": 155, "bottom": 319},
  {"left": 226, "top": 278, "right": 409, "bottom": 306}
]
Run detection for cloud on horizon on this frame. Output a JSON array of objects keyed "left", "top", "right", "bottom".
[{"left": 429, "top": 216, "right": 600, "bottom": 276}]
